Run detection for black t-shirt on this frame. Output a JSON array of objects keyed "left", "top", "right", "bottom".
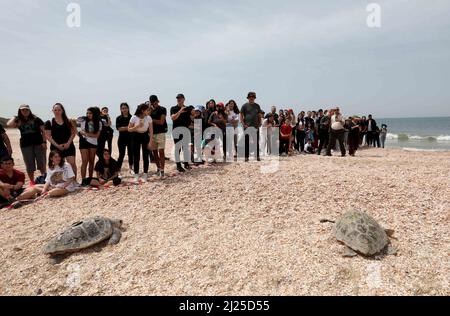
[
  {"left": 17, "top": 117, "right": 45, "bottom": 147},
  {"left": 151, "top": 106, "right": 168, "bottom": 135},
  {"left": 100, "top": 115, "right": 112, "bottom": 136},
  {"left": 170, "top": 105, "right": 192, "bottom": 129},
  {"left": 116, "top": 115, "right": 131, "bottom": 136},
  {"left": 44, "top": 119, "right": 73, "bottom": 146},
  {"left": 305, "top": 117, "right": 315, "bottom": 129},
  {"left": 0, "top": 125, "right": 7, "bottom": 153},
  {"left": 241, "top": 103, "right": 263, "bottom": 128},
  {"left": 95, "top": 158, "right": 119, "bottom": 180}
]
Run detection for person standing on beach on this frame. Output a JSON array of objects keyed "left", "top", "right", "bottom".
[
  {"left": 380, "top": 124, "right": 388, "bottom": 148},
  {"left": 295, "top": 112, "right": 306, "bottom": 153},
  {"left": 44, "top": 103, "right": 77, "bottom": 179},
  {"left": 0, "top": 124, "right": 12, "bottom": 161},
  {"left": 171, "top": 94, "right": 192, "bottom": 172},
  {"left": 226, "top": 100, "right": 240, "bottom": 159},
  {"left": 78, "top": 107, "right": 102, "bottom": 181},
  {"left": 7, "top": 105, "right": 47, "bottom": 184},
  {"left": 240, "top": 92, "right": 263, "bottom": 162},
  {"left": 366, "top": 114, "right": 377, "bottom": 147},
  {"left": 116, "top": 103, "right": 133, "bottom": 174},
  {"left": 347, "top": 117, "right": 361, "bottom": 156},
  {"left": 208, "top": 103, "right": 228, "bottom": 161},
  {"left": 128, "top": 103, "right": 154, "bottom": 182},
  {"left": 97, "top": 107, "right": 113, "bottom": 157},
  {"left": 326, "top": 107, "right": 347, "bottom": 157},
  {"left": 317, "top": 110, "right": 330, "bottom": 155},
  {"left": 149, "top": 95, "right": 168, "bottom": 178}
]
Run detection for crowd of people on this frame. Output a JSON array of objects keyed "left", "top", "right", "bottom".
[{"left": 0, "top": 92, "right": 387, "bottom": 208}]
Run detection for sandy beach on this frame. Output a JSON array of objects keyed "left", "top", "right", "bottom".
[{"left": 0, "top": 128, "right": 449, "bottom": 296}]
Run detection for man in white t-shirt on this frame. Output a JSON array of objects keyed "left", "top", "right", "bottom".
[{"left": 326, "top": 107, "right": 347, "bottom": 157}]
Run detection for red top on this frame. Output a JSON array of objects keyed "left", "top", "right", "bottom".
[
  {"left": 280, "top": 124, "right": 292, "bottom": 139},
  {"left": 0, "top": 169, "right": 26, "bottom": 185}
]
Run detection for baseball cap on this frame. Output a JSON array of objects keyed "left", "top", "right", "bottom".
[
  {"left": 176, "top": 93, "right": 185, "bottom": 99},
  {"left": 19, "top": 104, "right": 30, "bottom": 110},
  {"left": 194, "top": 105, "right": 204, "bottom": 112},
  {"left": 217, "top": 102, "right": 225, "bottom": 108}
]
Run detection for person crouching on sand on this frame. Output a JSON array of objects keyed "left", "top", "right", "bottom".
[
  {"left": 0, "top": 157, "right": 41, "bottom": 208},
  {"left": 41, "top": 150, "right": 78, "bottom": 198},
  {"left": 90, "top": 149, "right": 121, "bottom": 188}
]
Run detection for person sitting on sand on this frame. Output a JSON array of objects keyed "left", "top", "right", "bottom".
[
  {"left": 304, "top": 139, "right": 315, "bottom": 154},
  {"left": 41, "top": 150, "right": 78, "bottom": 198},
  {"left": 0, "top": 157, "right": 41, "bottom": 207},
  {"left": 90, "top": 149, "right": 121, "bottom": 188},
  {"left": 0, "top": 125, "right": 12, "bottom": 161}
]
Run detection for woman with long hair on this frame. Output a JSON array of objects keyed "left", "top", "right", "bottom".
[
  {"left": 226, "top": 100, "right": 240, "bottom": 159},
  {"left": 128, "top": 103, "right": 154, "bottom": 182},
  {"left": 295, "top": 112, "right": 306, "bottom": 153},
  {"left": 7, "top": 104, "right": 47, "bottom": 184},
  {"left": 44, "top": 103, "right": 77, "bottom": 178},
  {"left": 78, "top": 107, "right": 102, "bottom": 181},
  {"left": 41, "top": 150, "right": 77, "bottom": 198},
  {"left": 116, "top": 103, "right": 133, "bottom": 173}
]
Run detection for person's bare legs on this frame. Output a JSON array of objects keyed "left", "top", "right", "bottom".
[
  {"left": 27, "top": 171, "right": 35, "bottom": 183},
  {"left": 159, "top": 149, "right": 165, "bottom": 171},
  {"left": 80, "top": 149, "right": 89, "bottom": 179},
  {"left": 88, "top": 148, "right": 97, "bottom": 178},
  {"left": 16, "top": 187, "right": 40, "bottom": 201},
  {"left": 66, "top": 156, "right": 77, "bottom": 180},
  {"left": 47, "top": 188, "right": 69, "bottom": 198}
]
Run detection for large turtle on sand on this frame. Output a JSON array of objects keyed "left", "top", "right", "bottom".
[
  {"left": 321, "top": 210, "right": 397, "bottom": 258},
  {"left": 45, "top": 217, "right": 123, "bottom": 259}
]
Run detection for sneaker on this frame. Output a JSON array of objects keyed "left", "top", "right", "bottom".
[
  {"left": 129, "top": 169, "right": 135, "bottom": 176},
  {"left": 142, "top": 173, "right": 149, "bottom": 182},
  {"left": 176, "top": 165, "right": 186, "bottom": 173},
  {"left": 133, "top": 174, "right": 140, "bottom": 183},
  {"left": 160, "top": 171, "right": 165, "bottom": 178},
  {"left": 184, "top": 163, "right": 192, "bottom": 170}
]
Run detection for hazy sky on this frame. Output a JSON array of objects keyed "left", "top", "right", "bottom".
[{"left": 1, "top": 0, "right": 450, "bottom": 120}]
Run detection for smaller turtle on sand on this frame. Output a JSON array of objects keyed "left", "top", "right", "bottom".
[
  {"left": 321, "top": 210, "right": 397, "bottom": 258},
  {"left": 45, "top": 217, "right": 123, "bottom": 262}
]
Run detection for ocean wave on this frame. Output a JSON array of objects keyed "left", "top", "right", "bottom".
[
  {"left": 402, "top": 147, "right": 449, "bottom": 152},
  {"left": 386, "top": 133, "right": 450, "bottom": 142}
]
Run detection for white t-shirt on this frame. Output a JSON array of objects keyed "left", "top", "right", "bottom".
[
  {"left": 45, "top": 162, "right": 78, "bottom": 192},
  {"left": 79, "top": 119, "right": 102, "bottom": 145},
  {"left": 331, "top": 114, "right": 345, "bottom": 131},
  {"left": 227, "top": 112, "right": 240, "bottom": 126},
  {"left": 130, "top": 115, "right": 152, "bottom": 133}
]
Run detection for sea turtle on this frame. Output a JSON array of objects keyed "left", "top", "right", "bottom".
[
  {"left": 321, "top": 210, "right": 397, "bottom": 258},
  {"left": 44, "top": 217, "right": 123, "bottom": 259}
]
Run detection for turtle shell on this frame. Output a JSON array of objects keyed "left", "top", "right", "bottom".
[
  {"left": 45, "top": 217, "right": 113, "bottom": 255},
  {"left": 334, "top": 211, "right": 389, "bottom": 256}
]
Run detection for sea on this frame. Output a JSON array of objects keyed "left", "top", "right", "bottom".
[{"left": 380, "top": 117, "right": 450, "bottom": 152}]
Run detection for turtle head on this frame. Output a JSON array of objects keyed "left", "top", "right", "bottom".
[{"left": 111, "top": 219, "right": 123, "bottom": 229}]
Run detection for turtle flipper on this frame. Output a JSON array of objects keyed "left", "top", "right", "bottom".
[
  {"left": 343, "top": 247, "right": 358, "bottom": 258},
  {"left": 108, "top": 228, "right": 122, "bottom": 245}
]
